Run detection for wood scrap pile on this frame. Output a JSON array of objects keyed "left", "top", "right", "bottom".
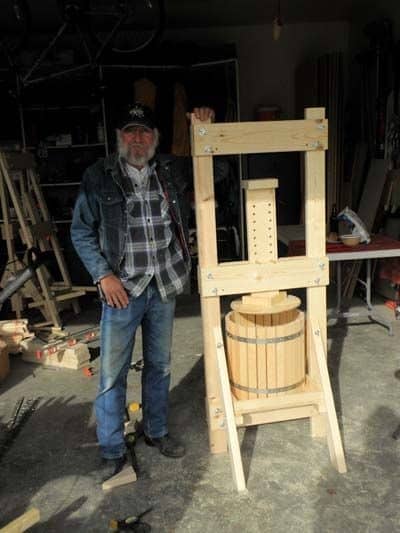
[
  {"left": 20, "top": 339, "right": 91, "bottom": 370},
  {"left": 0, "top": 319, "right": 96, "bottom": 374},
  {"left": 0, "top": 319, "right": 34, "bottom": 353},
  {"left": 0, "top": 319, "right": 34, "bottom": 383}
]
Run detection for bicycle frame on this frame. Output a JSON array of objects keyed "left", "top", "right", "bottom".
[{"left": 6, "top": 0, "right": 165, "bottom": 87}]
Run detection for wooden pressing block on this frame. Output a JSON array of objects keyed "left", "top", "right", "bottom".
[
  {"left": 20, "top": 339, "right": 90, "bottom": 370},
  {"left": 231, "top": 291, "right": 301, "bottom": 315},
  {"left": 102, "top": 464, "right": 137, "bottom": 491}
]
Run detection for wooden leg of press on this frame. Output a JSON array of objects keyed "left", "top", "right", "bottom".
[
  {"left": 214, "top": 326, "right": 247, "bottom": 493},
  {"left": 310, "top": 319, "right": 347, "bottom": 473},
  {"left": 202, "top": 297, "right": 228, "bottom": 454}
]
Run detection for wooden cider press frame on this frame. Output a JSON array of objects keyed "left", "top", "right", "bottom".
[{"left": 190, "top": 108, "right": 346, "bottom": 492}]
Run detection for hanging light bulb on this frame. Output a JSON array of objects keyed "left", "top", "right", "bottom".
[{"left": 272, "top": 0, "right": 283, "bottom": 41}]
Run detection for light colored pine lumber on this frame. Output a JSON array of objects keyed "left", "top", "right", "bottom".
[
  {"left": 236, "top": 405, "right": 318, "bottom": 427},
  {"left": 245, "top": 181, "right": 278, "bottom": 263},
  {"left": 233, "top": 389, "right": 324, "bottom": 415},
  {"left": 256, "top": 315, "right": 267, "bottom": 399},
  {"left": 20, "top": 340, "right": 90, "bottom": 370},
  {"left": 192, "top": 119, "right": 328, "bottom": 156},
  {"left": 191, "top": 114, "right": 227, "bottom": 454},
  {"left": 235, "top": 312, "right": 248, "bottom": 400},
  {"left": 199, "top": 256, "right": 329, "bottom": 297},
  {"left": 304, "top": 107, "right": 328, "bottom": 438},
  {"left": 214, "top": 326, "right": 246, "bottom": 493},
  {"left": 310, "top": 319, "right": 347, "bottom": 473},
  {"left": 191, "top": 108, "right": 344, "bottom": 490}
]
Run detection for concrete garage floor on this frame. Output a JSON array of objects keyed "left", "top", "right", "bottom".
[{"left": 0, "top": 292, "right": 399, "bottom": 533}]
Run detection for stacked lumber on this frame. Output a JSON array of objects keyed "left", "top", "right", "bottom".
[
  {"left": 20, "top": 339, "right": 90, "bottom": 370},
  {"left": 0, "top": 319, "right": 34, "bottom": 353}
]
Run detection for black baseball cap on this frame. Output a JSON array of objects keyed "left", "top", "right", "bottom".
[{"left": 117, "top": 103, "right": 156, "bottom": 131}]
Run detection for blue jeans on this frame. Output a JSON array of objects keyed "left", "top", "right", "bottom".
[{"left": 95, "top": 280, "right": 176, "bottom": 459}]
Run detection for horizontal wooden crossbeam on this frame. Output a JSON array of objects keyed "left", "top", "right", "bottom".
[
  {"left": 28, "top": 289, "right": 86, "bottom": 309},
  {"left": 242, "top": 178, "right": 278, "bottom": 190},
  {"left": 198, "top": 256, "right": 329, "bottom": 297},
  {"left": 235, "top": 405, "right": 319, "bottom": 427},
  {"left": 233, "top": 390, "right": 324, "bottom": 416},
  {"left": 191, "top": 118, "right": 328, "bottom": 156}
]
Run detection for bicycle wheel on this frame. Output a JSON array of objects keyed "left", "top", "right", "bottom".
[{"left": 89, "top": 0, "right": 165, "bottom": 54}]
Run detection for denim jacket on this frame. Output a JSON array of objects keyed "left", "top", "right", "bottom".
[{"left": 71, "top": 153, "right": 221, "bottom": 284}]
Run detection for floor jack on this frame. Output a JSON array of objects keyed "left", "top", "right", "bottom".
[
  {"left": 102, "top": 402, "right": 141, "bottom": 491},
  {"left": 102, "top": 361, "right": 144, "bottom": 491}
]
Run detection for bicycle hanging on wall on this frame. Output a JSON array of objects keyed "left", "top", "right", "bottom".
[{"left": 0, "top": 0, "right": 166, "bottom": 86}]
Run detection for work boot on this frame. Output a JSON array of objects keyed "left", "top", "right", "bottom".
[
  {"left": 97, "top": 455, "right": 127, "bottom": 484},
  {"left": 144, "top": 434, "right": 185, "bottom": 458}
]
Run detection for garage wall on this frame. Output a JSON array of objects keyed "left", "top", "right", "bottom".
[{"left": 166, "top": 21, "right": 350, "bottom": 120}]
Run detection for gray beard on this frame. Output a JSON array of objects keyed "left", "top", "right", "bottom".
[{"left": 117, "top": 130, "right": 158, "bottom": 167}]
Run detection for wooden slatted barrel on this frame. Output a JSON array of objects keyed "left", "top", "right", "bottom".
[{"left": 225, "top": 291, "right": 305, "bottom": 399}]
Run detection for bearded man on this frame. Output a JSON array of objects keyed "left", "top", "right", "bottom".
[{"left": 71, "top": 103, "right": 217, "bottom": 484}]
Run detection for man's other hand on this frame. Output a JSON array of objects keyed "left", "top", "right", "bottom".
[{"left": 100, "top": 274, "right": 129, "bottom": 308}]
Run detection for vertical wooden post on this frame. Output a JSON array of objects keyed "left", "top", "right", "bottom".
[
  {"left": 191, "top": 117, "right": 227, "bottom": 453},
  {"left": 304, "top": 107, "right": 328, "bottom": 438}
]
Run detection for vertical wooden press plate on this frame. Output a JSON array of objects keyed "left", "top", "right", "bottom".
[{"left": 246, "top": 188, "right": 277, "bottom": 263}]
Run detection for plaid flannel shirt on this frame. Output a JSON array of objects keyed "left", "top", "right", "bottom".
[{"left": 119, "top": 162, "right": 190, "bottom": 301}]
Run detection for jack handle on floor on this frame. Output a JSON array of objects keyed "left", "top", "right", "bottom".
[{"left": 109, "top": 506, "right": 153, "bottom": 531}]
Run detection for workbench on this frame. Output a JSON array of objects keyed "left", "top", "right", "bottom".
[{"left": 278, "top": 225, "right": 400, "bottom": 335}]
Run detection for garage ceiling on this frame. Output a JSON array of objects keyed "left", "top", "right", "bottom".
[{"left": 0, "top": 0, "right": 383, "bottom": 33}]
